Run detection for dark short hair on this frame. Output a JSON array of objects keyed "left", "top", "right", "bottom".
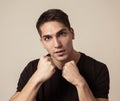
[{"left": 36, "top": 9, "right": 71, "bottom": 36}]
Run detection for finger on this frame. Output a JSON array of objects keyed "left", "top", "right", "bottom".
[
  {"left": 46, "top": 57, "right": 55, "bottom": 66},
  {"left": 42, "top": 56, "right": 51, "bottom": 62},
  {"left": 41, "top": 55, "right": 55, "bottom": 67},
  {"left": 52, "top": 67, "right": 56, "bottom": 73},
  {"left": 40, "top": 56, "right": 45, "bottom": 60}
]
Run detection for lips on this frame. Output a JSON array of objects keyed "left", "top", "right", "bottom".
[{"left": 54, "top": 50, "right": 65, "bottom": 56}]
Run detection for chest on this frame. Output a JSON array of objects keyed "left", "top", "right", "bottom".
[{"left": 38, "top": 70, "right": 79, "bottom": 101}]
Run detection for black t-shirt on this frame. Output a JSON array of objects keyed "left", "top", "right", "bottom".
[{"left": 17, "top": 53, "right": 110, "bottom": 101}]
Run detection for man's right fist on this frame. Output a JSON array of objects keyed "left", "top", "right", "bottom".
[{"left": 36, "top": 56, "right": 55, "bottom": 82}]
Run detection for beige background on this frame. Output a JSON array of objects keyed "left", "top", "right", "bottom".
[{"left": 0, "top": 0, "right": 120, "bottom": 101}]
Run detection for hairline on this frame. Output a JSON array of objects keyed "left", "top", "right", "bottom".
[{"left": 38, "top": 20, "right": 71, "bottom": 37}]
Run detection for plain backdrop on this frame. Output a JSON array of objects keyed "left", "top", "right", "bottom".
[{"left": 0, "top": 0, "right": 120, "bottom": 101}]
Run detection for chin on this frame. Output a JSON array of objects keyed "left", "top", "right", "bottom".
[{"left": 54, "top": 55, "right": 69, "bottom": 62}]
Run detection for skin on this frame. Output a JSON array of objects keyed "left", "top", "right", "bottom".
[
  {"left": 40, "top": 21, "right": 76, "bottom": 69},
  {"left": 9, "top": 21, "right": 108, "bottom": 101}
]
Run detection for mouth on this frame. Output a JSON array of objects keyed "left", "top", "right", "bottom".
[{"left": 54, "top": 50, "right": 66, "bottom": 56}]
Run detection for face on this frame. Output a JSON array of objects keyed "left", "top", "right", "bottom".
[{"left": 39, "top": 21, "right": 75, "bottom": 62}]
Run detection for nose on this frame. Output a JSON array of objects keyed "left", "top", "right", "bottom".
[{"left": 54, "top": 37, "right": 62, "bottom": 48}]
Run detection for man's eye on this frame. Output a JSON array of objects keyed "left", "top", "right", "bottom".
[
  {"left": 59, "top": 31, "right": 67, "bottom": 36},
  {"left": 43, "top": 36, "right": 51, "bottom": 41}
]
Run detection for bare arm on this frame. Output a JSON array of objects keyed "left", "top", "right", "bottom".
[
  {"left": 9, "top": 56, "right": 55, "bottom": 101},
  {"left": 9, "top": 70, "right": 43, "bottom": 101},
  {"left": 96, "top": 98, "right": 108, "bottom": 101},
  {"left": 62, "top": 61, "right": 108, "bottom": 101},
  {"left": 76, "top": 78, "right": 108, "bottom": 101}
]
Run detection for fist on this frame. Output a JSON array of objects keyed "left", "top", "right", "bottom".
[
  {"left": 37, "top": 56, "right": 55, "bottom": 82},
  {"left": 62, "top": 61, "right": 83, "bottom": 86}
]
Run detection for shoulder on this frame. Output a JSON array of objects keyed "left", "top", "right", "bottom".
[
  {"left": 25, "top": 58, "right": 39, "bottom": 70},
  {"left": 16, "top": 59, "right": 40, "bottom": 92},
  {"left": 28, "top": 59, "right": 40, "bottom": 68},
  {"left": 79, "top": 52, "right": 109, "bottom": 81},
  {"left": 21, "top": 59, "right": 40, "bottom": 76},
  {"left": 79, "top": 53, "right": 110, "bottom": 98},
  {"left": 80, "top": 52, "right": 107, "bottom": 70}
]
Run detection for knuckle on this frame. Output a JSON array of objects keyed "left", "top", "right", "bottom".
[
  {"left": 71, "top": 60, "right": 75, "bottom": 63},
  {"left": 64, "top": 62, "right": 69, "bottom": 66},
  {"left": 40, "top": 56, "right": 46, "bottom": 61},
  {"left": 40, "top": 56, "right": 44, "bottom": 60}
]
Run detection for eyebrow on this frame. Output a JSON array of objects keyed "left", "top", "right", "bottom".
[
  {"left": 41, "top": 34, "right": 51, "bottom": 38},
  {"left": 56, "top": 28, "right": 67, "bottom": 35},
  {"left": 41, "top": 28, "right": 67, "bottom": 38}
]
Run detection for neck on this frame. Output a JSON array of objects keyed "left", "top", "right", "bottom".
[{"left": 52, "top": 50, "right": 81, "bottom": 70}]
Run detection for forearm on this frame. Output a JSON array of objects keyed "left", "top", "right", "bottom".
[
  {"left": 76, "top": 78, "right": 96, "bottom": 101},
  {"left": 10, "top": 70, "right": 43, "bottom": 101},
  {"left": 10, "top": 56, "right": 55, "bottom": 101}
]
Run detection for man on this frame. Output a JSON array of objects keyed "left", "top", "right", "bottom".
[{"left": 10, "top": 9, "right": 109, "bottom": 101}]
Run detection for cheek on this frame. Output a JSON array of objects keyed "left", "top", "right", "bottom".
[
  {"left": 62, "top": 37, "right": 73, "bottom": 48},
  {"left": 42, "top": 42, "right": 53, "bottom": 52}
]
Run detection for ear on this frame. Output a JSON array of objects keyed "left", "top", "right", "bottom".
[{"left": 70, "top": 28, "right": 75, "bottom": 39}]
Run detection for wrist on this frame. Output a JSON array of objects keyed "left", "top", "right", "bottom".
[
  {"left": 74, "top": 76, "right": 86, "bottom": 88},
  {"left": 32, "top": 70, "right": 44, "bottom": 84}
]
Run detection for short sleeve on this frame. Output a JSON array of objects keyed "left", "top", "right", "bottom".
[
  {"left": 16, "top": 60, "right": 38, "bottom": 92},
  {"left": 94, "top": 64, "right": 110, "bottom": 98}
]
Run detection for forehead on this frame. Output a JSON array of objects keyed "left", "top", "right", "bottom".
[{"left": 40, "top": 21, "right": 67, "bottom": 36}]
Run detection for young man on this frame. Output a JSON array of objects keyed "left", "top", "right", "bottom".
[{"left": 10, "top": 9, "right": 110, "bottom": 101}]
